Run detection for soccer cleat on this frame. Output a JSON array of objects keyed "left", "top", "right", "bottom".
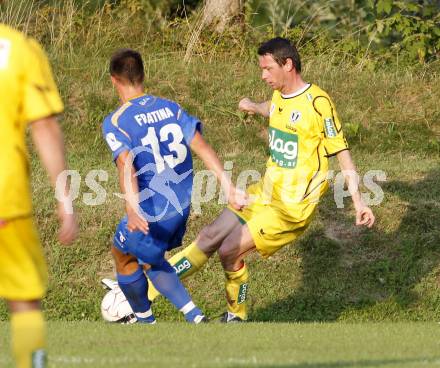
[
  {"left": 119, "top": 313, "right": 137, "bottom": 324},
  {"left": 136, "top": 317, "right": 157, "bottom": 325},
  {"left": 219, "top": 311, "right": 245, "bottom": 323}
]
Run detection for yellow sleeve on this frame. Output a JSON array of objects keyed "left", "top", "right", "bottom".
[
  {"left": 313, "top": 95, "right": 349, "bottom": 157},
  {"left": 22, "top": 38, "right": 63, "bottom": 124}
]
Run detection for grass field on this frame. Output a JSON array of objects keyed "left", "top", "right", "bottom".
[{"left": 1, "top": 322, "right": 440, "bottom": 367}]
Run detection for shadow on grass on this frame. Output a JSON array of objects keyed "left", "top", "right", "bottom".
[
  {"left": 252, "top": 167, "right": 440, "bottom": 322},
  {"left": 235, "top": 356, "right": 440, "bottom": 367}
]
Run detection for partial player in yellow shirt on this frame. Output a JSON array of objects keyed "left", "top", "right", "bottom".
[
  {"left": 0, "top": 24, "right": 78, "bottom": 367},
  {"left": 114, "top": 37, "right": 374, "bottom": 323}
]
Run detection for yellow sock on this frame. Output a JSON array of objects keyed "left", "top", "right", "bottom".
[
  {"left": 147, "top": 242, "right": 208, "bottom": 300},
  {"left": 225, "top": 263, "right": 249, "bottom": 320},
  {"left": 11, "top": 310, "right": 46, "bottom": 368}
]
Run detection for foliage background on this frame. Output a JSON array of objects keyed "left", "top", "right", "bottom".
[{"left": 0, "top": 0, "right": 439, "bottom": 321}]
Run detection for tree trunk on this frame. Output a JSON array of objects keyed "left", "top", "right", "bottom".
[
  {"left": 202, "top": 0, "right": 243, "bottom": 33},
  {"left": 184, "top": 0, "right": 244, "bottom": 62}
]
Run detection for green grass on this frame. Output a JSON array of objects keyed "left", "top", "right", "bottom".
[
  {"left": 0, "top": 2, "right": 440, "bottom": 323},
  {"left": 1, "top": 322, "right": 440, "bottom": 367}
]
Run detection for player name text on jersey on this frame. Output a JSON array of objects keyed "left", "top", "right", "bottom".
[{"left": 134, "top": 107, "right": 174, "bottom": 126}]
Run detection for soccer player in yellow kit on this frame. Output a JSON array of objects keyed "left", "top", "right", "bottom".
[
  {"left": 142, "top": 37, "right": 375, "bottom": 322},
  {"left": 0, "top": 24, "right": 78, "bottom": 367}
]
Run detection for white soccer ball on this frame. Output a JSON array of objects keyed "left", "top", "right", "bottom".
[{"left": 101, "top": 286, "right": 137, "bottom": 324}]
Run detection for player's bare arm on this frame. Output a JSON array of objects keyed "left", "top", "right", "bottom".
[
  {"left": 238, "top": 98, "right": 271, "bottom": 117},
  {"left": 336, "top": 149, "right": 375, "bottom": 228},
  {"left": 115, "top": 150, "right": 149, "bottom": 234},
  {"left": 190, "top": 131, "right": 248, "bottom": 210},
  {"left": 30, "top": 116, "right": 78, "bottom": 245}
]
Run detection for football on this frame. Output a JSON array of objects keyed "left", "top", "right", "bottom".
[{"left": 101, "top": 286, "right": 137, "bottom": 324}]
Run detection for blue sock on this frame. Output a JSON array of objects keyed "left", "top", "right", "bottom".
[
  {"left": 117, "top": 267, "right": 156, "bottom": 324},
  {"left": 146, "top": 261, "right": 204, "bottom": 323}
]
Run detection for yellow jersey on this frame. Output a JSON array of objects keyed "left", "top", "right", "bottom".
[
  {"left": 0, "top": 24, "right": 63, "bottom": 219},
  {"left": 262, "top": 83, "right": 348, "bottom": 207}
]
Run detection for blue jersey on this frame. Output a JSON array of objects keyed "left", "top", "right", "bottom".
[{"left": 102, "top": 94, "right": 201, "bottom": 250}]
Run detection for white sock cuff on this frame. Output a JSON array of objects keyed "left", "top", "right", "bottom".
[
  {"left": 180, "top": 301, "right": 196, "bottom": 314},
  {"left": 136, "top": 309, "right": 153, "bottom": 318},
  {"left": 193, "top": 315, "right": 205, "bottom": 324}
]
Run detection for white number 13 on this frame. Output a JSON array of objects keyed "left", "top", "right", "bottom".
[{"left": 141, "top": 123, "right": 188, "bottom": 173}]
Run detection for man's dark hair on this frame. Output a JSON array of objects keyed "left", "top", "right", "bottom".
[
  {"left": 257, "top": 37, "right": 301, "bottom": 73},
  {"left": 109, "top": 48, "right": 144, "bottom": 85}
]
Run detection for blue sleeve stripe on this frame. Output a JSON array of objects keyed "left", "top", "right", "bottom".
[{"left": 118, "top": 127, "right": 131, "bottom": 140}]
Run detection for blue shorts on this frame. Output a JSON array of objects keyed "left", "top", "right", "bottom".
[{"left": 113, "top": 214, "right": 187, "bottom": 266}]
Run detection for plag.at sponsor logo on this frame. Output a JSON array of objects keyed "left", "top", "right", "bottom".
[{"left": 174, "top": 257, "right": 192, "bottom": 276}]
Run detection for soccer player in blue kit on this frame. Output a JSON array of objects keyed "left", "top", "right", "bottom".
[{"left": 102, "top": 49, "right": 246, "bottom": 324}]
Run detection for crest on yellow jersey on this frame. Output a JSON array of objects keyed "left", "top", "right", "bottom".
[{"left": 290, "top": 110, "right": 301, "bottom": 123}]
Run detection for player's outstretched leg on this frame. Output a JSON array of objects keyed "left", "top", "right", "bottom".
[
  {"left": 217, "top": 223, "right": 255, "bottom": 323},
  {"left": 147, "top": 242, "right": 208, "bottom": 300},
  {"left": 146, "top": 261, "right": 206, "bottom": 324},
  {"left": 112, "top": 245, "right": 156, "bottom": 324},
  {"left": 147, "top": 209, "right": 241, "bottom": 301},
  {"left": 222, "top": 262, "right": 249, "bottom": 322},
  {"left": 117, "top": 266, "right": 156, "bottom": 324}
]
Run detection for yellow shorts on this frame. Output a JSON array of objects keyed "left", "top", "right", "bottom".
[
  {"left": 0, "top": 217, "right": 47, "bottom": 301},
  {"left": 229, "top": 182, "right": 318, "bottom": 258}
]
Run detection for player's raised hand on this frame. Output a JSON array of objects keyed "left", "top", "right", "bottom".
[
  {"left": 57, "top": 202, "right": 78, "bottom": 245},
  {"left": 355, "top": 205, "right": 375, "bottom": 228},
  {"left": 126, "top": 206, "right": 149, "bottom": 234},
  {"left": 239, "top": 98, "right": 271, "bottom": 117},
  {"left": 238, "top": 98, "right": 256, "bottom": 114}
]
